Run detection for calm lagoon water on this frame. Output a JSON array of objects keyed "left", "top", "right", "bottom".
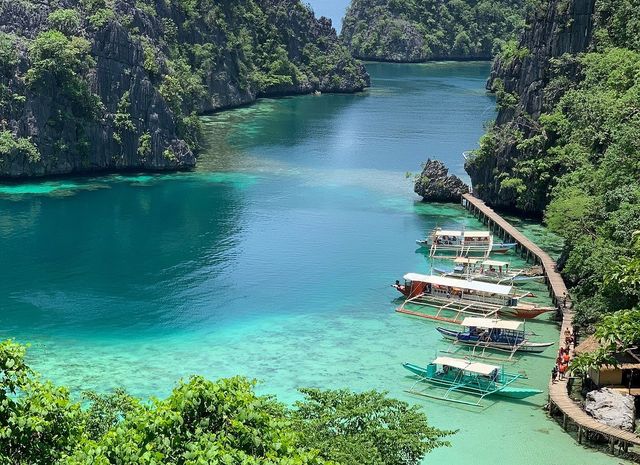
[{"left": 0, "top": 62, "right": 623, "bottom": 464}]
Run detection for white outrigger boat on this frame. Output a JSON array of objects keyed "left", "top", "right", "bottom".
[
  {"left": 393, "top": 273, "right": 555, "bottom": 321},
  {"left": 403, "top": 356, "right": 543, "bottom": 406},
  {"left": 416, "top": 227, "right": 517, "bottom": 258},
  {"left": 436, "top": 317, "right": 553, "bottom": 358},
  {"left": 433, "top": 258, "right": 544, "bottom": 284}
]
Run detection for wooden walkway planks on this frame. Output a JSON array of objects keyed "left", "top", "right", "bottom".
[
  {"left": 461, "top": 193, "right": 569, "bottom": 307},
  {"left": 550, "top": 378, "right": 640, "bottom": 444},
  {"left": 461, "top": 193, "right": 640, "bottom": 452}
]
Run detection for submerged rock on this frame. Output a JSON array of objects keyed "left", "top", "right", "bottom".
[
  {"left": 585, "top": 387, "right": 635, "bottom": 431},
  {"left": 414, "top": 159, "right": 469, "bottom": 203}
]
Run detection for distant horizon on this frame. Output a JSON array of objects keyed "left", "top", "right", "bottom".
[{"left": 307, "top": 0, "right": 350, "bottom": 32}]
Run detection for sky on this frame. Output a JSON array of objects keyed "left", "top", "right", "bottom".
[{"left": 306, "top": 0, "right": 351, "bottom": 32}]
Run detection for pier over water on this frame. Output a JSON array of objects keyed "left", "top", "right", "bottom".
[{"left": 462, "top": 193, "right": 640, "bottom": 457}]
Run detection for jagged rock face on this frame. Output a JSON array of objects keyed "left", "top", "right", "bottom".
[
  {"left": 0, "top": 0, "right": 369, "bottom": 178},
  {"left": 414, "top": 159, "right": 469, "bottom": 203},
  {"left": 465, "top": 0, "right": 596, "bottom": 211},
  {"left": 489, "top": 0, "right": 595, "bottom": 124},
  {"left": 585, "top": 387, "right": 635, "bottom": 431}
]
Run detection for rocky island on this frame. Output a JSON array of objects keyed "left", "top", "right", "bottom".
[
  {"left": 341, "top": 0, "right": 526, "bottom": 62},
  {"left": 0, "top": 0, "right": 369, "bottom": 177},
  {"left": 414, "top": 159, "right": 469, "bottom": 203}
]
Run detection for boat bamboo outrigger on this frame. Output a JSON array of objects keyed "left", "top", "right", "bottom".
[
  {"left": 393, "top": 273, "right": 555, "bottom": 321},
  {"left": 403, "top": 356, "right": 543, "bottom": 406},
  {"left": 433, "top": 258, "right": 544, "bottom": 284},
  {"left": 436, "top": 317, "right": 553, "bottom": 359},
  {"left": 415, "top": 227, "right": 517, "bottom": 258}
]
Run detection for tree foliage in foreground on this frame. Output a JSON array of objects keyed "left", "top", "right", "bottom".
[
  {"left": 292, "top": 388, "right": 453, "bottom": 465},
  {"left": 0, "top": 340, "right": 452, "bottom": 465}
]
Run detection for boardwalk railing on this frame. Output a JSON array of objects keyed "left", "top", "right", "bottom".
[{"left": 461, "top": 193, "right": 640, "bottom": 456}]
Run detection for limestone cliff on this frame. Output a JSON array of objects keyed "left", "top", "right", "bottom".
[
  {"left": 0, "top": 0, "right": 369, "bottom": 177},
  {"left": 465, "top": 0, "right": 596, "bottom": 212}
]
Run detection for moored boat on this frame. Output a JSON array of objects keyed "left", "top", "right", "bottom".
[
  {"left": 436, "top": 317, "right": 553, "bottom": 354},
  {"left": 403, "top": 356, "right": 543, "bottom": 405},
  {"left": 415, "top": 227, "right": 516, "bottom": 257},
  {"left": 393, "top": 273, "right": 555, "bottom": 320},
  {"left": 433, "top": 258, "right": 544, "bottom": 284}
]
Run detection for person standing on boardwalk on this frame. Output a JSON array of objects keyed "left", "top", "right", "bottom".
[
  {"left": 559, "top": 362, "right": 568, "bottom": 380},
  {"left": 551, "top": 365, "right": 558, "bottom": 383}
]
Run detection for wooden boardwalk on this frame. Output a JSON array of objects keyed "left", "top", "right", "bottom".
[
  {"left": 462, "top": 194, "right": 568, "bottom": 307},
  {"left": 462, "top": 193, "right": 640, "bottom": 455}
]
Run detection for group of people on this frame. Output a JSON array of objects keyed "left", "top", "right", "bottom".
[{"left": 551, "top": 328, "right": 575, "bottom": 383}]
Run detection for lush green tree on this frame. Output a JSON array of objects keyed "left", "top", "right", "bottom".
[
  {"left": 26, "top": 29, "right": 101, "bottom": 121},
  {"left": 48, "top": 9, "right": 82, "bottom": 35},
  {"left": 0, "top": 340, "right": 84, "bottom": 465},
  {"left": 572, "top": 308, "right": 640, "bottom": 374},
  {"left": 26, "top": 30, "right": 92, "bottom": 88},
  {"left": 0, "top": 131, "right": 40, "bottom": 163},
  {"left": 0, "top": 340, "right": 452, "bottom": 464},
  {"left": 291, "top": 388, "right": 453, "bottom": 465}
]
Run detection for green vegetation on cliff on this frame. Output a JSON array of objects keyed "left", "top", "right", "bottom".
[
  {"left": 341, "top": 0, "right": 527, "bottom": 62},
  {"left": 468, "top": 0, "right": 640, "bottom": 328},
  {"left": 0, "top": 0, "right": 369, "bottom": 177},
  {"left": 0, "top": 339, "right": 452, "bottom": 465}
]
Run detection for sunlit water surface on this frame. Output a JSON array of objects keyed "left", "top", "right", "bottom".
[{"left": 0, "top": 62, "right": 622, "bottom": 464}]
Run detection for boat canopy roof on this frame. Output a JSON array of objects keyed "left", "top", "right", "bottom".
[
  {"left": 433, "top": 356, "right": 499, "bottom": 376},
  {"left": 432, "top": 229, "right": 491, "bottom": 238},
  {"left": 461, "top": 317, "right": 523, "bottom": 331},
  {"left": 482, "top": 259, "right": 510, "bottom": 267},
  {"left": 454, "top": 257, "right": 479, "bottom": 264},
  {"left": 433, "top": 229, "right": 463, "bottom": 237},
  {"left": 463, "top": 231, "right": 491, "bottom": 238},
  {"left": 402, "top": 273, "right": 514, "bottom": 295}
]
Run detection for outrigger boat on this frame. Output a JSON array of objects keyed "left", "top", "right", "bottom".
[
  {"left": 403, "top": 356, "right": 543, "bottom": 405},
  {"left": 433, "top": 258, "right": 544, "bottom": 284},
  {"left": 436, "top": 317, "right": 553, "bottom": 357},
  {"left": 393, "top": 273, "right": 555, "bottom": 321},
  {"left": 416, "top": 227, "right": 517, "bottom": 258}
]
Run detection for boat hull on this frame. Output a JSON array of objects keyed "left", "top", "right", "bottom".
[
  {"left": 491, "top": 243, "right": 517, "bottom": 254},
  {"left": 393, "top": 282, "right": 555, "bottom": 320},
  {"left": 402, "top": 362, "right": 542, "bottom": 400},
  {"left": 499, "top": 306, "right": 556, "bottom": 319},
  {"left": 433, "top": 268, "right": 544, "bottom": 284},
  {"left": 436, "top": 327, "right": 553, "bottom": 353}
]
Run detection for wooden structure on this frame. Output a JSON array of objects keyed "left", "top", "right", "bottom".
[
  {"left": 462, "top": 193, "right": 640, "bottom": 456},
  {"left": 574, "top": 336, "right": 640, "bottom": 391},
  {"left": 461, "top": 193, "right": 569, "bottom": 308}
]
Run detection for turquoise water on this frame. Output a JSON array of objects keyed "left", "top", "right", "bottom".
[{"left": 0, "top": 62, "right": 621, "bottom": 464}]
